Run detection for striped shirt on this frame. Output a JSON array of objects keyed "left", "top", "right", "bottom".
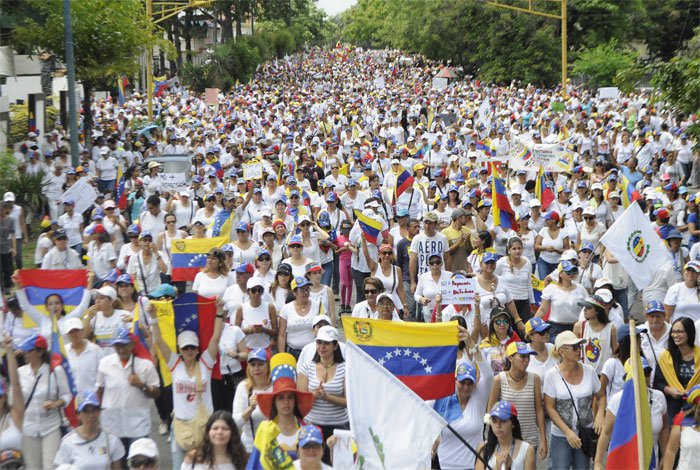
[
  {"left": 299, "top": 360, "right": 348, "bottom": 426},
  {"left": 498, "top": 371, "right": 540, "bottom": 448}
]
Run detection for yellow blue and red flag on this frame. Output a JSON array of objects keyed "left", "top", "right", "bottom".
[
  {"left": 117, "top": 75, "right": 129, "bottom": 105},
  {"left": 394, "top": 168, "right": 415, "bottom": 201},
  {"left": 18, "top": 269, "right": 87, "bottom": 328},
  {"left": 171, "top": 237, "right": 227, "bottom": 282},
  {"left": 341, "top": 317, "right": 457, "bottom": 400},
  {"left": 490, "top": 164, "right": 515, "bottom": 230},
  {"left": 354, "top": 209, "right": 383, "bottom": 245},
  {"left": 619, "top": 173, "right": 643, "bottom": 208},
  {"left": 535, "top": 166, "right": 555, "bottom": 210}
]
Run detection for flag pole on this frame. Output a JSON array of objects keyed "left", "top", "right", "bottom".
[
  {"left": 445, "top": 424, "right": 493, "bottom": 470},
  {"left": 629, "top": 319, "right": 645, "bottom": 467}
]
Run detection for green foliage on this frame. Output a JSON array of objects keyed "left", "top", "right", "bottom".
[
  {"left": 572, "top": 40, "right": 639, "bottom": 88},
  {"left": 8, "top": 104, "right": 59, "bottom": 146},
  {"left": 182, "top": 62, "right": 209, "bottom": 93},
  {"left": 650, "top": 27, "right": 700, "bottom": 116},
  {"left": 0, "top": 151, "right": 47, "bottom": 214}
]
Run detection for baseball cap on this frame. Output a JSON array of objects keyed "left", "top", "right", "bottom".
[
  {"left": 61, "top": 317, "right": 84, "bottom": 335},
  {"left": 2, "top": 192, "right": 15, "bottom": 202},
  {"left": 645, "top": 300, "right": 664, "bottom": 315},
  {"left": 424, "top": 212, "right": 439, "bottom": 223},
  {"left": 376, "top": 292, "right": 395, "bottom": 305},
  {"left": 685, "top": 261, "right": 700, "bottom": 273},
  {"left": 177, "top": 330, "right": 200, "bottom": 349},
  {"left": 505, "top": 342, "right": 536, "bottom": 357},
  {"left": 235, "top": 262, "right": 255, "bottom": 275},
  {"left": 96, "top": 286, "right": 117, "bottom": 301},
  {"left": 554, "top": 330, "right": 586, "bottom": 350},
  {"left": 482, "top": 252, "right": 499, "bottom": 263},
  {"left": 110, "top": 327, "right": 133, "bottom": 346},
  {"left": 579, "top": 241, "right": 595, "bottom": 252},
  {"left": 18, "top": 333, "right": 48, "bottom": 352},
  {"left": 560, "top": 249, "right": 578, "bottom": 261},
  {"left": 456, "top": 362, "right": 477, "bottom": 383},
  {"left": 101, "top": 269, "right": 119, "bottom": 284},
  {"left": 312, "top": 314, "right": 332, "bottom": 327},
  {"left": 316, "top": 326, "right": 339, "bottom": 342},
  {"left": 544, "top": 211, "right": 560, "bottom": 221},
  {"left": 528, "top": 198, "right": 541, "bottom": 208},
  {"left": 75, "top": 390, "right": 101, "bottom": 412},
  {"left": 128, "top": 438, "right": 159, "bottom": 460},
  {"left": 291, "top": 276, "right": 311, "bottom": 290},
  {"left": 298, "top": 425, "right": 324, "bottom": 448},
  {"left": 525, "top": 318, "right": 549, "bottom": 337},
  {"left": 288, "top": 234, "right": 303, "bottom": 246},
  {"left": 54, "top": 228, "right": 68, "bottom": 240},
  {"left": 490, "top": 400, "right": 518, "bottom": 421},
  {"left": 248, "top": 348, "right": 268, "bottom": 363},
  {"left": 63, "top": 198, "right": 75, "bottom": 206},
  {"left": 246, "top": 277, "right": 264, "bottom": 290}
]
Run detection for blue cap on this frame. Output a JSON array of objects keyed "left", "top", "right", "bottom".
[
  {"left": 236, "top": 222, "right": 249, "bottom": 232},
  {"left": 116, "top": 273, "right": 133, "bottom": 285},
  {"left": 221, "top": 243, "right": 234, "bottom": 253},
  {"left": 482, "top": 252, "right": 499, "bottom": 263},
  {"left": 110, "top": 326, "right": 132, "bottom": 346},
  {"left": 147, "top": 283, "right": 177, "bottom": 299},
  {"left": 456, "top": 362, "right": 477, "bottom": 382},
  {"left": 92, "top": 208, "right": 105, "bottom": 220},
  {"left": 253, "top": 187, "right": 262, "bottom": 194},
  {"left": 257, "top": 249, "right": 271, "bottom": 259},
  {"left": 289, "top": 189, "right": 300, "bottom": 197},
  {"left": 617, "top": 324, "right": 648, "bottom": 343},
  {"left": 235, "top": 262, "right": 254, "bottom": 274},
  {"left": 645, "top": 300, "right": 664, "bottom": 314},
  {"left": 525, "top": 318, "right": 549, "bottom": 336},
  {"left": 298, "top": 425, "right": 324, "bottom": 447},
  {"left": 75, "top": 390, "right": 101, "bottom": 412},
  {"left": 664, "top": 228, "right": 682, "bottom": 240},
  {"left": 127, "top": 223, "right": 141, "bottom": 235},
  {"left": 326, "top": 192, "right": 337, "bottom": 202},
  {"left": 139, "top": 230, "right": 153, "bottom": 240},
  {"left": 348, "top": 178, "right": 357, "bottom": 186},
  {"left": 18, "top": 333, "right": 48, "bottom": 352},
  {"left": 455, "top": 173, "right": 465, "bottom": 183},
  {"left": 560, "top": 260, "right": 578, "bottom": 273},
  {"left": 576, "top": 181, "right": 588, "bottom": 189},
  {"left": 434, "top": 169, "right": 444, "bottom": 177},
  {"left": 102, "top": 269, "right": 119, "bottom": 284},
  {"left": 267, "top": 174, "right": 277, "bottom": 181},
  {"left": 506, "top": 341, "right": 536, "bottom": 357},
  {"left": 579, "top": 241, "right": 595, "bottom": 252},
  {"left": 428, "top": 181, "right": 437, "bottom": 189},
  {"left": 288, "top": 234, "right": 303, "bottom": 246},
  {"left": 192, "top": 175, "right": 202, "bottom": 183},
  {"left": 439, "top": 192, "right": 449, "bottom": 200},
  {"left": 291, "top": 276, "right": 311, "bottom": 290},
  {"left": 396, "top": 208, "right": 410, "bottom": 217},
  {"left": 449, "top": 185, "right": 459, "bottom": 193},
  {"left": 248, "top": 348, "right": 268, "bottom": 363},
  {"left": 363, "top": 163, "right": 372, "bottom": 170},
  {"left": 287, "top": 177, "right": 297, "bottom": 185},
  {"left": 490, "top": 400, "right": 518, "bottom": 421},
  {"left": 63, "top": 198, "right": 75, "bottom": 205}
]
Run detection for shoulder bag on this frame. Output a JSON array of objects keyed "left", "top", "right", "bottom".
[
  {"left": 556, "top": 366, "right": 598, "bottom": 459},
  {"left": 172, "top": 363, "right": 210, "bottom": 451}
]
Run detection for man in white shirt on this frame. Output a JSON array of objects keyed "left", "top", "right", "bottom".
[
  {"left": 96, "top": 327, "right": 160, "bottom": 452},
  {"left": 41, "top": 229, "right": 83, "bottom": 269}
]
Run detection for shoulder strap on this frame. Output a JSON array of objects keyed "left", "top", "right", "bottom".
[
  {"left": 24, "top": 373, "right": 42, "bottom": 408},
  {"left": 195, "top": 362, "right": 203, "bottom": 395},
  {"left": 137, "top": 253, "right": 149, "bottom": 295}
]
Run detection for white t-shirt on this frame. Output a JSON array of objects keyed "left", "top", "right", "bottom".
[
  {"left": 90, "top": 310, "right": 131, "bottom": 357},
  {"left": 193, "top": 272, "right": 230, "bottom": 298},
  {"left": 238, "top": 301, "right": 274, "bottom": 349},
  {"left": 526, "top": 343, "right": 558, "bottom": 386},
  {"left": 54, "top": 430, "right": 124, "bottom": 470},
  {"left": 600, "top": 357, "right": 626, "bottom": 398},
  {"left": 218, "top": 324, "right": 246, "bottom": 374},
  {"left": 543, "top": 364, "right": 601, "bottom": 438},
  {"left": 409, "top": 232, "right": 449, "bottom": 277},
  {"left": 543, "top": 283, "right": 588, "bottom": 324},
  {"left": 232, "top": 381, "right": 272, "bottom": 453},
  {"left": 95, "top": 156, "right": 119, "bottom": 180},
  {"left": 664, "top": 283, "right": 700, "bottom": 322},
  {"left": 168, "top": 350, "right": 215, "bottom": 421},
  {"left": 279, "top": 300, "right": 324, "bottom": 350}
]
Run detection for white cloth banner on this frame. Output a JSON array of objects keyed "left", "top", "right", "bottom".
[
  {"left": 509, "top": 138, "right": 572, "bottom": 172},
  {"left": 59, "top": 177, "right": 97, "bottom": 215},
  {"left": 600, "top": 202, "right": 671, "bottom": 289},
  {"left": 345, "top": 342, "right": 446, "bottom": 469}
]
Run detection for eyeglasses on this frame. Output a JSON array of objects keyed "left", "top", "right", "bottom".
[
  {"left": 494, "top": 319, "right": 509, "bottom": 326},
  {"left": 364, "top": 289, "right": 379, "bottom": 295},
  {"left": 296, "top": 286, "right": 311, "bottom": 293},
  {"left": 584, "top": 216, "right": 595, "bottom": 221},
  {"left": 563, "top": 344, "right": 582, "bottom": 351},
  {"left": 249, "top": 287, "right": 264, "bottom": 294},
  {"left": 429, "top": 260, "right": 442, "bottom": 266},
  {"left": 258, "top": 257, "right": 271, "bottom": 262},
  {"left": 129, "top": 457, "right": 158, "bottom": 468}
]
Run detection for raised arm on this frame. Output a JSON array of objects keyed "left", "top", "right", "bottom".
[
  {"left": 2, "top": 335, "right": 23, "bottom": 427},
  {"left": 206, "top": 298, "right": 226, "bottom": 359},
  {"left": 146, "top": 300, "right": 173, "bottom": 364}
]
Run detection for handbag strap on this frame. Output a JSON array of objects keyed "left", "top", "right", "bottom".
[
  {"left": 555, "top": 366, "right": 583, "bottom": 424},
  {"left": 24, "top": 373, "right": 42, "bottom": 409},
  {"left": 194, "top": 362, "right": 203, "bottom": 396}
]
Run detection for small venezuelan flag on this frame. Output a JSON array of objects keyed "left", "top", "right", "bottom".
[
  {"left": 490, "top": 164, "right": 516, "bottom": 230},
  {"left": 354, "top": 210, "right": 383, "bottom": 245}
]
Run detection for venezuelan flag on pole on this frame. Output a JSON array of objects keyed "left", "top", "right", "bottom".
[
  {"left": 607, "top": 319, "right": 653, "bottom": 470},
  {"left": 117, "top": 74, "right": 129, "bottom": 106},
  {"left": 394, "top": 168, "right": 415, "bottom": 201},
  {"left": 354, "top": 209, "right": 383, "bottom": 245},
  {"left": 171, "top": 236, "right": 227, "bottom": 282},
  {"left": 341, "top": 317, "right": 458, "bottom": 400},
  {"left": 115, "top": 167, "right": 127, "bottom": 210},
  {"left": 619, "top": 173, "right": 643, "bottom": 208},
  {"left": 490, "top": 163, "right": 515, "bottom": 230},
  {"left": 535, "top": 166, "right": 555, "bottom": 210},
  {"left": 18, "top": 269, "right": 87, "bottom": 328}
]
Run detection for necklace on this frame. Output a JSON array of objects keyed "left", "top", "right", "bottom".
[{"left": 508, "top": 370, "right": 526, "bottom": 383}]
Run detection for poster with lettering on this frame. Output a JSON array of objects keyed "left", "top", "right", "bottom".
[
  {"left": 243, "top": 161, "right": 263, "bottom": 181},
  {"left": 439, "top": 276, "right": 476, "bottom": 306},
  {"left": 59, "top": 177, "right": 97, "bottom": 214}
]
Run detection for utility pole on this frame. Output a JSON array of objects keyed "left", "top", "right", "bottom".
[
  {"left": 63, "top": 0, "right": 80, "bottom": 168},
  {"left": 487, "top": 0, "right": 568, "bottom": 94}
]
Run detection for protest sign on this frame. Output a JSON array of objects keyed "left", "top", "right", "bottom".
[
  {"left": 509, "top": 139, "right": 573, "bottom": 172},
  {"left": 243, "top": 161, "right": 263, "bottom": 181},
  {"left": 439, "top": 276, "right": 476, "bottom": 305},
  {"left": 59, "top": 177, "right": 97, "bottom": 214},
  {"left": 160, "top": 173, "right": 188, "bottom": 192}
]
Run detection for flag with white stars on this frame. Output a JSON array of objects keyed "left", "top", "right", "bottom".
[{"left": 171, "top": 236, "right": 228, "bottom": 281}]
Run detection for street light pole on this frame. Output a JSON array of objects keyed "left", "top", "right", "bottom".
[
  {"left": 63, "top": 0, "right": 79, "bottom": 168},
  {"left": 146, "top": 0, "right": 154, "bottom": 122}
]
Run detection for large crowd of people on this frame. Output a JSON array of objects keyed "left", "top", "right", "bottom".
[{"left": 0, "top": 45, "right": 699, "bottom": 469}]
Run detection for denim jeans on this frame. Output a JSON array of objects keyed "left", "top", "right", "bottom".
[
  {"left": 550, "top": 435, "right": 590, "bottom": 470},
  {"left": 613, "top": 287, "right": 629, "bottom": 320},
  {"left": 537, "top": 258, "right": 558, "bottom": 280},
  {"left": 321, "top": 260, "right": 334, "bottom": 287},
  {"left": 403, "top": 280, "right": 418, "bottom": 321},
  {"left": 98, "top": 178, "right": 116, "bottom": 193}
]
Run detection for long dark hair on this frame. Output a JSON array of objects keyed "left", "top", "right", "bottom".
[
  {"left": 669, "top": 318, "right": 696, "bottom": 379},
  {"left": 45, "top": 293, "right": 67, "bottom": 317},
  {"left": 192, "top": 410, "right": 247, "bottom": 469},
  {"left": 479, "top": 416, "right": 524, "bottom": 464},
  {"left": 269, "top": 395, "right": 304, "bottom": 421},
  {"left": 313, "top": 341, "right": 345, "bottom": 364}
]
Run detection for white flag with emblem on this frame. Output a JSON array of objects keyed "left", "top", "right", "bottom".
[
  {"left": 345, "top": 342, "right": 447, "bottom": 469},
  {"left": 600, "top": 202, "right": 671, "bottom": 289}
]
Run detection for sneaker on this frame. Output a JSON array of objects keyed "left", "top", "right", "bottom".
[{"left": 159, "top": 422, "right": 168, "bottom": 435}]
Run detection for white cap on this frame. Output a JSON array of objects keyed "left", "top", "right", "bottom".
[
  {"left": 177, "top": 330, "right": 199, "bottom": 349},
  {"left": 128, "top": 438, "right": 159, "bottom": 459},
  {"left": 2, "top": 192, "right": 15, "bottom": 202},
  {"left": 594, "top": 288, "right": 613, "bottom": 303},
  {"left": 364, "top": 200, "right": 380, "bottom": 208},
  {"left": 246, "top": 277, "right": 263, "bottom": 290},
  {"left": 560, "top": 249, "right": 578, "bottom": 261},
  {"left": 100, "top": 147, "right": 109, "bottom": 155},
  {"left": 593, "top": 277, "right": 612, "bottom": 289},
  {"left": 61, "top": 317, "right": 84, "bottom": 335},
  {"left": 179, "top": 190, "right": 190, "bottom": 197},
  {"left": 528, "top": 198, "right": 541, "bottom": 208},
  {"left": 312, "top": 314, "right": 332, "bottom": 327},
  {"left": 96, "top": 286, "right": 117, "bottom": 301},
  {"left": 391, "top": 159, "right": 401, "bottom": 165},
  {"left": 376, "top": 292, "right": 395, "bottom": 304},
  {"left": 591, "top": 183, "right": 603, "bottom": 191},
  {"left": 102, "top": 200, "right": 116, "bottom": 209},
  {"left": 316, "top": 326, "right": 339, "bottom": 342},
  {"left": 582, "top": 206, "right": 596, "bottom": 216},
  {"left": 298, "top": 214, "right": 311, "bottom": 224},
  {"left": 261, "top": 209, "right": 272, "bottom": 218}
]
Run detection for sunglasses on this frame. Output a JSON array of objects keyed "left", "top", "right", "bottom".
[
  {"left": 181, "top": 345, "right": 198, "bottom": 351},
  {"left": 129, "top": 457, "right": 157, "bottom": 468},
  {"left": 364, "top": 289, "right": 379, "bottom": 295},
  {"left": 429, "top": 260, "right": 442, "bottom": 266},
  {"left": 584, "top": 216, "right": 595, "bottom": 220},
  {"left": 278, "top": 272, "right": 291, "bottom": 276},
  {"left": 289, "top": 244, "right": 302, "bottom": 249},
  {"left": 564, "top": 269, "right": 579, "bottom": 275},
  {"left": 249, "top": 287, "right": 264, "bottom": 294},
  {"left": 300, "top": 222, "right": 311, "bottom": 227},
  {"left": 380, "top": 251, "right": 393, "bottom": 256},
  {"left": 296, "top": 286, "right": 311, "bottom": 293},
  {"left": 494, "top": 319, "right": 509, "bottom": 326},
  {"left": 258, "top": 256, "right": 271, "bottom": 262}
]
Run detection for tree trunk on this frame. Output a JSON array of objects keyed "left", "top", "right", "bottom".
[
  {"left": 220, "top": 6, "right": 234, "bottom": 43},
  {"left": 168, "top": 23, "right": 179, "bottom": 75},
  {"left": 184, "top": 10, "right": 193, "bottom": 63}
]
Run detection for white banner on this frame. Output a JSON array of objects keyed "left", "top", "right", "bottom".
[
  {"left": 440, "top": 276, "right": 476, "bottom": 305},
  {"left": 600, "top": 202, "right": 671, "bottom": 289},
  {"left": 509, "top": 138, "right": 573, "bottom": 172},
  {"left": 243, "top": 161, "right": 263, "bottom": 181},
  {"left": 346, "top": 342, "right": 446, "bottom": 469},
  {"left": 159, "top": 173, "right": 187, "bottom": 193},
  {"left": 59, "top": 177, "right": 97, "bottom": 214}
]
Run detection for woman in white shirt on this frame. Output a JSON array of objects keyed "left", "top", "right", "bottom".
[
  {"left": 86, "top": 226, "right": 117, "bottom": 281},
  {"left": 192, "top": 247, "right": 230, "bottom": 298},
  {"left": 534, "top": 211, "right": 569, "bottom": 280},
  {"left": 535, "top": 260, "right": 589, "bottom": 342},
  {"left": 0, "top": 335, "right": 23, "bottom": 457},
  {"left": 414, "top": 252, "right": 453, "bottom": 322},
  {"left": 495, "top": 237, "right": 535, "bottom": 322},
  {"left": 126, "top": 231, "right": 166, "bottom": 295},
  {"left": 156, "top": 212, "right": 187, "bottom": 282},
  {"left": 18, "top": 334, "right": 72, "bottom": 470},
  {"left": 166, "top": 192, "right": 196, "bottom": 228},
  {"left": 147, "top": 299, "right": 225, "bottom": 470},
  {"left": 83, "top": 286, "right": 132, "bottom": 358},
  {"left": 664, "top": 261, "right": 700, "bottom": 323},
  {"left": 232, "top": 349, "right": 271, "bottom": 454},
  {"left": 278, "top": 277, "right": 325, "bottom": 360}
]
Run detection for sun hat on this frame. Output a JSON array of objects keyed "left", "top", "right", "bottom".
[{"left": 256, "top": 353, "right": 314, "bottom": 419}]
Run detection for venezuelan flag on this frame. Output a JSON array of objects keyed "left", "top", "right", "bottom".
[
  {"left": 619, "top": 173, "right": 642, "bottom": 208},
  {"left": 211, "top": 209, "right": 232, "bottom": 238},
  {"left": 151, "top": 299, "right": 178, "bottom": 387},
  {"left": 354, "top": 209, "right": 383, "bottom": 245},
  {"left": 341, "top": 317, "right": 457, "bottom": 400},
  {"left": 18, "top": 269, "right": 88, "bottom": 328},
  {"left": 394, "top": 168, "right": 415, "bottom": 200},
  {"left": 607, "top": 321, "right": 653, "bottom": 469},
  {"left": 117, "top": 74, "right": 129, "bottom": 106},
  {"left": 535, "top": 166, "right": 555, "bottom": 210},
  {"left": 115, "top": 167, "right": 127, "bottom": 210},
  {"left": 174, "top": 293, "right": 221, "bottom": 379},
  {"left": 490, "top": 164, "right": 515, "bottom": 230},
  {"left": 171, "top": 237, "right": 227, "bottom": 282},
  {"left": 153, "top": 75, "right": 169, "bottom": 97}
]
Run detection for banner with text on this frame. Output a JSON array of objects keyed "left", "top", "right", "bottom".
[{"left": 439, "top": 276, "right": 476, "bottom": 306}]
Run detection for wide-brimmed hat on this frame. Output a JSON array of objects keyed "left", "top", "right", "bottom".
[{"left": 256, "top": 353, "right": 314, "bottom": 419}]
